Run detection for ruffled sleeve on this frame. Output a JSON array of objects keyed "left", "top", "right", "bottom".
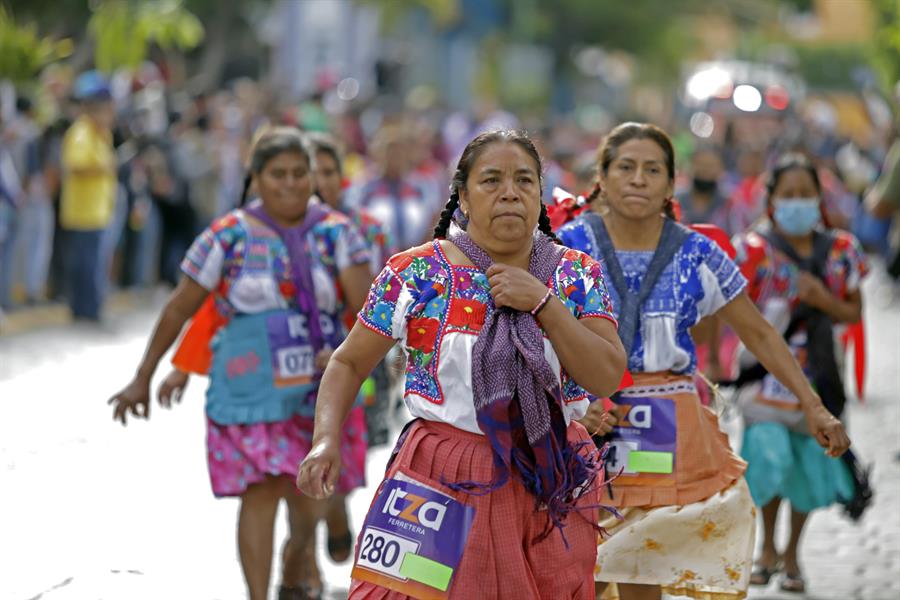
[
  {"left": 554, "top": 248, "right": 617, "bottom": 324},
  {"left": 357, "top": 265, "right": 407, "bottom": 340},
  {"left": 829, "top": 231, "right": 869, "bottom": 296},
  {"left": 181, "top": 212, "right": 241, "bottom": 291},
  {"left": 331, "top": 216, "right": 372, "bottom": 271},
  {"left": 556, "top": 218, "right": 599, "bottom": 261},
  {"left": 695, "top": 234, "right": 747, "bottom": 319}
]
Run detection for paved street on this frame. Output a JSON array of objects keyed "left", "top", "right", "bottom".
[{"left": 1, "top": 276, "right": 898, "bottom": 600}]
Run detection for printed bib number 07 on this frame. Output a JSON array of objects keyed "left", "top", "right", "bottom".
[
  {"left": 266, "top": 313, "right": 315, "bottom": 387},
  {"left": 351, "top": 476, "right": 475, "bottom": 600}
]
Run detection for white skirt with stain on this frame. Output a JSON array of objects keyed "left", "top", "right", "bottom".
[{"left": 596, "top": 478, "right": 756, "bottom": 600}]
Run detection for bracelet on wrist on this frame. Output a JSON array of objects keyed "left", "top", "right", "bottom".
[{"left": 530, "top": 288, "right": 553, "bottom": 316}]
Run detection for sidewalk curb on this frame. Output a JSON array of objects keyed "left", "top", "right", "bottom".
[{"left": 0, "top": 289, "right": 161, "bottom": 337}]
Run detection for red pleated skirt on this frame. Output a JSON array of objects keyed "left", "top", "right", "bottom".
[{"left": 349, "top": 419, "right": 600, "bottom": 600}]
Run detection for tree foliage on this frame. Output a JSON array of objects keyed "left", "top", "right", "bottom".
[
  {"left": 870, "top": 0, "right": 900, "bottom": 94},
  {"left": 88, "top": 0, "right": 204, "bottom": 73},
  {"left": 358, "top": 0, "right": 460, "bottom": 30},
  {"left": 0, "top": 6, "right": 72, "bottom": 83}
]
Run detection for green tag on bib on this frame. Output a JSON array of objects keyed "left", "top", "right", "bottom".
[
  {"left": 400, "top": 553, "right": 454, "bottom": 591},
  {"left": 628, "top": 450, "right": 673, "bottom": 474}
]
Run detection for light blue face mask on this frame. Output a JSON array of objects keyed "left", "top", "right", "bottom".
[{"left": 773, "top": 197, "right": 821, "bottom": 236}]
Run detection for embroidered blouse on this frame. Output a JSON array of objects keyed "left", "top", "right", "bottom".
[
  {"left": 733, "top": 225, "right": 868, "bottom": 405},
  {"left": 357, "top": 240, "right": 616, "bottom": 434},
  {"left": 557, "top": 216, "right": 747, "bottom": 375},
  {"left": 181, "top": 204, "right": 371, "bottom": 344}
]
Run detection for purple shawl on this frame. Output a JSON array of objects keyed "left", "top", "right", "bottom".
[
  {"left": 447, "top": 229, "right": 603, "bottom": 544},
  {"left": 244, "top": 201, "right": 329, "bottom": 352}
]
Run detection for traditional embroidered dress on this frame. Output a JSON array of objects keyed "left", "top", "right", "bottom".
[
  {"left": 180, "top": 202, "right": 371, "bottom": 497},
  {"left": 349, "top": 238, "right": 617, "bottom": 599},
  {"left": 733, "top": 225, "right": 867, "bottom": 513},
  {"left": 558, "top": 214, "right": 756, "bottom": 600}
]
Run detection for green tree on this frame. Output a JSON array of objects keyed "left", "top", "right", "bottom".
[
  {"left": 0, "top": 6, "right": 72, "bottom": 84},
  {"left": 88, "top": 0, "right": 203, "bottom": 73},
  {"left": 870, "top": 0, "right": 900, "bottom": 94},
  {"left": 359, "top": 0, "right": 460, "bottom": 30}
]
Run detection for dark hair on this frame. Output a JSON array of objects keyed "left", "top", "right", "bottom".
[
  {"left": 239, "top": 126, "right": 314, "bottom": 206},
  {"left": 306, "top": 131, "right": 344, "bottom": 175},
  {"left": 432, "top": 129, "right": 558, "bottom": 242},
  {"left": 587, "top": 122, "right": 677, "bottom": 220},
  {"left": 15, "top": 96, "right": 33, "bottom": 114},
  {"left": 765, "top": 152, "right": 821, "bottom": 202}
]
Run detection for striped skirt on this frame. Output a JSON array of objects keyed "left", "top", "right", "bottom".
[{"left": 349, "top": 419, "right": 601, "bottom": 599}]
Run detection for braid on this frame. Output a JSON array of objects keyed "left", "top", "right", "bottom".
[
  {"left": 433, "top": 191, "right": 460, "bottom": 239},
  {"left": 239, "top": 173, "right": 253, "bottom": 207},
  {"left": 538, "top": 203, "right": 561, "bottom": 244},
  {"left": 663, "top": 197, "right": 677, "bottom": 220},
  {"left": 584, "top": 182, "right": 601, "bottom": 204}
]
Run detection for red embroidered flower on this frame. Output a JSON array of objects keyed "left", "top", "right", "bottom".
[
  {"left": 279, "top": 280, "right": 296, "bottom": 299},
  {"left": 448, "top": 298, "right": 486, "bottom": 331},
  {"left": 407, "top": 317, "right": 441, "bottom": 353},
  {"left": 388, "top": 253, "right": 415, "bottom": 273}
]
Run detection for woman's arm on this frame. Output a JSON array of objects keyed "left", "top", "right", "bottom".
[
  {"left": 134, "top": 277, "right": 210, "bottom": 382},
  {"left": 338, "top": 263, "right": 374, "bottom": 315},
  {"left": 718, "top": 292, "right": 851, "bottom": 456},
  {"left": 798, "top": 273, "right": 862, "bottom": 324},
  {"left": 108, "top": 277, "right": 209, "bottom": 424},
  {"left": 298, "top": 324, "right": 396, "bottom": 498},
  {"left": 537, "top": 300, "right": 627, "bottom": 399}
]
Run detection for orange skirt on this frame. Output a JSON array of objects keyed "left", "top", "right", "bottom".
[{"left": 349, "top": 419, "right": 600, "bottom": 600}]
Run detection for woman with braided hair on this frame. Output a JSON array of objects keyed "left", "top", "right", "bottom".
[
  {"left": 298, "top": 129, "right": 627, "bottom": 598},
  {"left": 555, "top": 122, "right": 851, "bottom": 600},
  {"left": 109, "top": 127, "right": 374, "bottom": 600}
]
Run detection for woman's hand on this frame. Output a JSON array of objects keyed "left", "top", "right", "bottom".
[
  {"left": 486, "top": 264, "right": 548, "bottom": 312},
  {"left": 109, "top": 376, "right": 152, "bottom": 425},
  {"left": 297, "top": 435, "right": 342, "bottom": 499},
  {"left": 796, "top": 272, "right": 832, "bottom": 310},
  {"left": 315, "top": 346, "right": 335, "bottom": 371},
  {"left": 158, "top": 368, "right": 189, "bottom": 409},
  {"left": 803, "top": 403, "right": 851, "bottom": 457},
  {"left": 578, "top": 402, "right": 630, "bottom": 437}
]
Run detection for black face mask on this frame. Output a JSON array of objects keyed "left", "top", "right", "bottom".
[{"left": 692, "top": 177, "right": 718, "bottom": 194}]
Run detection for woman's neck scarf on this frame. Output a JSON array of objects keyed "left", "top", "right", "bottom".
[
  {"left": 244, "top": 201, "right": 329, "bottom": 352},
  {"left": 447, "top": 229, "right": 603, "bottom": 544}
]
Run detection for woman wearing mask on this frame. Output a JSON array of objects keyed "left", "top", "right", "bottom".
[
  {"left": 299, "top": 129, "right": 627, "bottom": 598},
  {"left": 109, "top": 127, "right": 373, "bottom": 600},
  {"left": 555, "top": 123, "right": 850, "bottom": 600},
  {"left": 733, "top": 153, "right": 869, "bottom": 594}
]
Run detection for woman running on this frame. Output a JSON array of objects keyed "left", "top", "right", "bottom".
[
  {"left": 733, "top": 152, "right": 869, "bottom": 594},
  {"left": 298, "top": 129, "right": 627, "bottom": 598},
  {"left": 555, "top": 122, "right": 850, "bottom": 600},
  {"left": 108, "top": 127, "right": 372, "bottom": 600}
]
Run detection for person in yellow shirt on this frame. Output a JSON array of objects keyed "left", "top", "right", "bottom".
[{"left": 61, "top": 71, "right": 117, "bottom": 321}]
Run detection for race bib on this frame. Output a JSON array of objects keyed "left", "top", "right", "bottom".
[
  {"left": 759, "top": 331, "right": 807, "bottom": 407},
  {"left": 607, "top": 397, "right": 677, "bottom": 476},
  {"left": 265, "top": 312, "right": 315, "bottom": 387},
  {"left": 352, "top": 475, "right": 475, "bottom": 599}
]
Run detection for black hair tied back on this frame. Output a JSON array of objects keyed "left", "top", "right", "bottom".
[{"left": 431, "top": 129, "right": 559, "bottom": 243}]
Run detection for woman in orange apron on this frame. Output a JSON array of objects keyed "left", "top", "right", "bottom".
[{"left": 556, "top": 122, "right": 850, "bottom": 600}]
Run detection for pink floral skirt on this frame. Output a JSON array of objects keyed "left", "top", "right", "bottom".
[{"left": 206, "top": 406, "right": 368, "bottom": 497}]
